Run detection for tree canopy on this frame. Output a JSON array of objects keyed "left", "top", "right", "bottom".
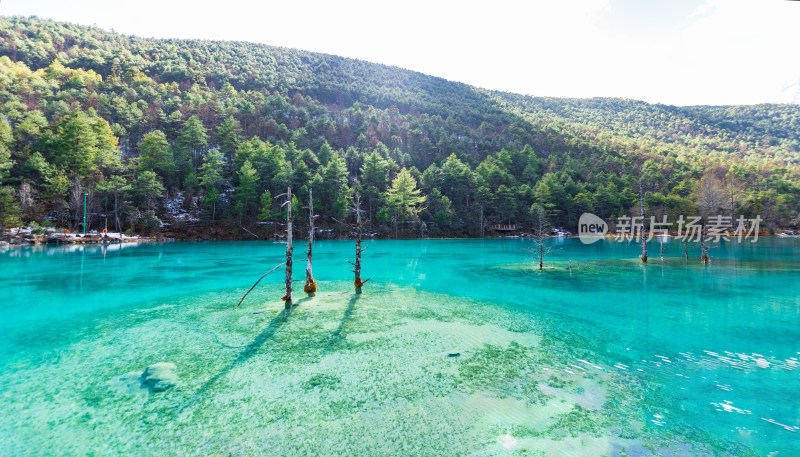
[{"left": 0, "top": 16, "right": 797, "bottom": 236}]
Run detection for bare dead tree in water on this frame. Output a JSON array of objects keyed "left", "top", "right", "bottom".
[
  {"left": 335, "top": 181, "right": 370, "bottom": 293},
  {"left": 230, "top": 191, "right": 297, "bottom": 311},
  {"left": 304, "top": 188, "right": 318, "bottom": 295},
  {"left": 639, "top": 182, "right": 648, "bottom": 263},
  {"left": 350, "top": 186, "right": 369, "bottom": 293},
  {"left": 697, "top": 175, "right": 724, "bottom": 265},
  {"left": 279, "top": 187, "right": 294, "bottom": 308},
  {"left": 230, "top": 192, "right": 288, "bottom": 309},
  {"left": 530, "top": 204, "right": 552, "bottom": 271},
  {"left": 700, "top": 216, "right": 709, "bottom": 264}
]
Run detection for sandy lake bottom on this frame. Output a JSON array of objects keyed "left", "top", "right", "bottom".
[{"left": 1, "top": 239, "right": 798, "bottom": 456}]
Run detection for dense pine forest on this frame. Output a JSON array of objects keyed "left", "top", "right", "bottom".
[{"left": 1, "top": 16, "right": 798, "bottom": 239}]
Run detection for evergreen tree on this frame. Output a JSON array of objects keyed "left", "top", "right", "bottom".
[
  {"left": 317, "top": 141, "right": 333, "bottom": 166},
  {"left": 198, "top": 149, "right": 225, "bottom": 223},
  {"left": 0, "top": 187, "right": 20, "bottom": 231},
  {"left": 318, "top": 153, "right": 350, "bottom": 219},
  {"left": 216, "top": 117, "right": 241, "bottom": 163},
  {"left": 384, "top": 168, "right": 426, "bottom": 231},
  {"left": 234, "top": 160, "right": 258, "bottom": 221},
  {"left": 0, "top": 121, "right": 12, "bottom": 184},
  {"left": 360, "top": 151, "right": 389, "bottom": 224},
  {"left": 177, "top": 115, "right": 208, "bottom": 172},
  {"left": 439, "top": 153, "right": 473, "bottom": 211},
  {"left": 199, "top": 149, "right": 225, "bottom": 193},
  {"left": 258, "top": 189, "right": 279, "bottom": 222},
  {"left": 131, "top": 171, "right": 164, "bottom": 211},
  {"left": 44, "top": 110, "right": 120, "bottom": 177},
  {"left": 138, "top": 130, "right": 173, "bottom": 180}
]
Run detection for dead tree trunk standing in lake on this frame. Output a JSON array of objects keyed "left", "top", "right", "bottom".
[
  {"left": 700, "top": 216, "right": 709, "bottom": 264},
  {"left": 281, "top": 187, "right": 293, "bottom": 308},
  {"left": 304, "top": 188, "right": 318, "bottom": 295},
  {"left": 639, "top": 183, "right": 648, "bottom": 263},
  {"left": 697, "top": 174, "right": 724, "bottom": 265},
  {"left": 231, "top": 189, "right": 293, "bottom": 310},
  {"left": 334, "top": 181, "right": 370, "bottom": 293},
  {"left": 530, "top": 204, "right": 552, "bottom": 271},
  {"left": 350, "top": 188, "right": 369, "bottom": 293}
]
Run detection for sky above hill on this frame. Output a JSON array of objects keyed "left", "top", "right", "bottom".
[{"left": 2, "top": 0, "right": 799, "bottom": 106}]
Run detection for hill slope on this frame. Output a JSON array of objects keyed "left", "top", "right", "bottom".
[{"left": 0, "top": 16, "right": 797, "bottom": 237}]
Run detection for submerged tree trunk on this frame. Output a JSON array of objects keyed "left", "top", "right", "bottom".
[
  {"left": 304, "top": 188, "right": 317, "bottom": 295},
  {"left": 539, "top": 241, "right": 543, "bottom": 270},
  {"left": 700, "top": 216, "right": 709, "bottom": 264},
  {"left": 530, "top": 204, "right": 550, "bottom": 271},
  {"left": 684, "top": 240, "right": 689, "bottom": 261},
  {"left": 639, "top": 183, "right": 648, "bottom": 263},
  {"left": 283, "top": 187, "right": 293, "bottom": 308}
]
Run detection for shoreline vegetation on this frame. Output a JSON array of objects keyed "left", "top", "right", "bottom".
[
  {"left": 0, "top": 17, "right": 798, "bottom": 247},
  {"left": 2, "top": 224, "right": 798, "bottom": 247}
]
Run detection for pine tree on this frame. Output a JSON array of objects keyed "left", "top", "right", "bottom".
[
  {"left": 0, "top": 121, "right": 12, "bottom": 184},
  {"left": 177, "top": 115, "right": 208, "bottom": 172},
  {"left": 131, "top": 171, "right": 164, "bottom": 212},
  {"left": 234, "top": 160, "right": 258, "bottom": 221},
  {"left": 385, "top": 168, "right": 426, "bottom": 233},
  {"left": 216, "top": 117, "right": 241, "bottom": 163},
  {"left": 0, "top": 187, "right": 21, "bottom": 231},
  {"left": 199, "top": 149, "right": 225, "bottom": 223},
  {"left": 138, "top": 130, "right": 173, "bottom": 180}
]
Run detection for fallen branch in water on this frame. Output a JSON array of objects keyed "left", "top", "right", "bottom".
[{"left": 234, "top": 262, "right": 286, "bottom": 309}]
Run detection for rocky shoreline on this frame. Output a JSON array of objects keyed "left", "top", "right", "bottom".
[
  {"left": 0, "top": 229, "right": 158, "bottom": 247},
  {"left": 2, "top": 225, "right": 798, "bottom": 247}
]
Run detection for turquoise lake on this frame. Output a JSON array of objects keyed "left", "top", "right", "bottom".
[{"left": 1, "top": 238, "right": 798, "bottom": 456}]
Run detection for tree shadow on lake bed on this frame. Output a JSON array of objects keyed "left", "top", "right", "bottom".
[
  {"left": 179, "top": 296, "right": 313, "bottom": 414},
  {"left": 328, "top": 293, "right": 361, "bottom": 347}
]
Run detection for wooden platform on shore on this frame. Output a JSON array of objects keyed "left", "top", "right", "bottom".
[{"left": 491, "top": 224, "right": 518, "bottom": 232}]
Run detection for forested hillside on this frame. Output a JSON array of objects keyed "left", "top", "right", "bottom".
[{"left": 1, "top": 16, "right": 798, "bottom": 238}]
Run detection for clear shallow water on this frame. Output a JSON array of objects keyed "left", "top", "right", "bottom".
[{"left": 0, "top": 239, "right": 798, "bottom": 456}]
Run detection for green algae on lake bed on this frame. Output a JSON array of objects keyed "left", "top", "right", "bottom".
[
  {"left": 0, "top": 285, "right": 712, "bottom": 456},
  {"left": 1, "top": 239, "right": 798, "bottom": 456}
]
